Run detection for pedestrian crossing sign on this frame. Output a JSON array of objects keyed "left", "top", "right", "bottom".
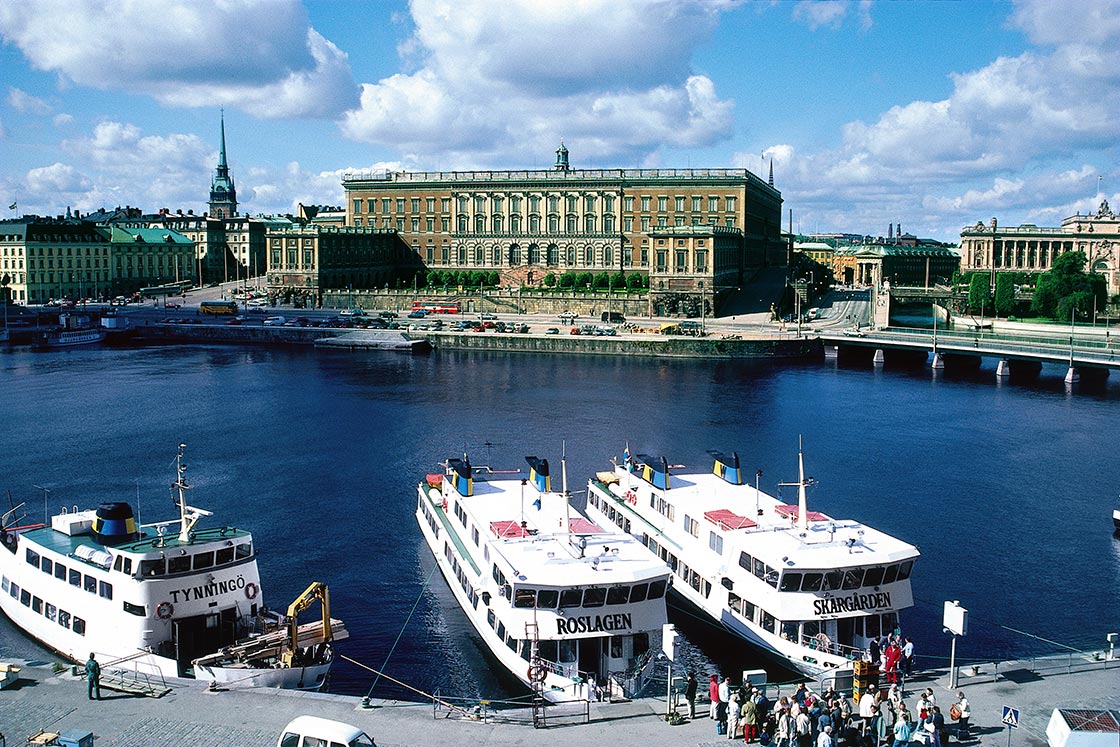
[{"left": 1002, "top": 706, "right": 1020, "bottom": 728}]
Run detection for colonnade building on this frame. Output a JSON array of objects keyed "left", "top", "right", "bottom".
[
  {"left": 341, "top": 144, "right": 784, "bottom": 307},
  {"left": 960, "top": 200, "right": 1120, "bottom": 294}
]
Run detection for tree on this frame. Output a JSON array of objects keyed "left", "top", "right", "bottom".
[
  {"left": 611, "top": 272, "right": 626, "bottom": 290},
  {"left": 486, "top": 271, "right": 500, "bottom": 287},
  {"left": 558, "top": 271, "right": 576, "bottom": 289},
  {"left": 592, "top": 272, "right": 610, "bottom": 289},
  {"left": 543, "top": 273, "right": 557, "bottom": 288},
  {"left": 968, "top": 274, "right": 991, "bottom": 315},
  {"left": 627, "top": 272, "right": 645, "bottom": 290},
  {"left": 1030, "top": 250, "right": 1105, "bottom": 319},
  {"left": 993, "top": 273, "right": 1016, "bottom": 317}
]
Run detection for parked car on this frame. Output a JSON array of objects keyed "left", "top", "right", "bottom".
[
  {"left": 378, "top": 310, "right": 398, "bottom": 319},
  {"left": 407, "top": 310, "right": 428, "bottom": 319},
  {"left": 842, "top": 327, "right": 865, "bottom": 337},
  {"left": 276, "top": 716, "right": 375, "bottom": 747},
  {"left": 546, "top": 327, "right": 560, "bottom": 335},
  {"left": 478, "top": 312, "right": 497, "bottom": 320}
]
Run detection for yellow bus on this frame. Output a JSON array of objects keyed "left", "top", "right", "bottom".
[{"left": 199, "top": 300, "right": 239, "bottom": 315}]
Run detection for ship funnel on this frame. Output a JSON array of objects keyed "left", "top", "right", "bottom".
[{"left": 92, "top": 502, "right": 139, "bottom": 545}]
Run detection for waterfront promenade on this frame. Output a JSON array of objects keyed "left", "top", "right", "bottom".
[{"left": 1, "top": 655, "right": 1115, "bottom": 747}]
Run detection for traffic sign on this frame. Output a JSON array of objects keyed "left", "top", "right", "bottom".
[{"left": 1002, "top": 706, "right": 1020, "bottom": 728}]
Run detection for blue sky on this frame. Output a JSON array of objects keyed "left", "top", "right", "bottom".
[{"left": 2, "top": 0, "right": 1118, "bottom": 242}]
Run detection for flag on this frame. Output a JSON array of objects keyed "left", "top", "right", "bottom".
[
  {"left": 7, "top": 202, "right": 15, "bottom": 211},
  {"left": 533, "top": 496, "right": 541, "bottom": 511},
  {"left": 623, "top": 442, "right": 631, "bottom": 463}
]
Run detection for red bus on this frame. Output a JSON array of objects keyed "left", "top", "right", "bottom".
[{"left": 412, "top": 301, "right": 460, "bottom": 314}]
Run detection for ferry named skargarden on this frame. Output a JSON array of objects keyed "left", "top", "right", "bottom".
[
  {"left": 416, "top": 453, "right": 672, "bottom": 703},
  {"left": 584, "top": 443, "right": 920, "bottom": 685},
  {"left": 0, "top": 445, "right": 345, "bottom": 690}
]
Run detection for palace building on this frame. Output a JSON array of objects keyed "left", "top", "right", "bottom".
[
  {"left": 341, "top": 144, "right": 784, "bottom": 308},
  {"left": 960, "top": 200, "right": 1120, "bottom": 294}
]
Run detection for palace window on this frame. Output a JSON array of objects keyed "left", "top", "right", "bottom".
[
  {"left": 675, "top": 196, "right": 684, "bottom": 211},
  {"left": 709, "top": 196, "right": 719, "bottom": 212},
  {"left": 426, "top": 197, "right": 435, "bottom": 212},
  {"left": 692, "top": 196, "right": 701, "bottom": 211}
]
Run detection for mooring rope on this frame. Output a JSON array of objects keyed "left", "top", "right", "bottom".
[
  {"left": 343, "top": 654, "right": 474, "bottom": 717},
  {"left": 365, "top": 560, "right": 441, "bottom": 698}
]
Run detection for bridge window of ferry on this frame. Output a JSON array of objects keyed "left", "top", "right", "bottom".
[
  {"left": 193, "top": 551, "right": 214, "bottom": 570},
  {"left": 843, "top": 568, "right": 864, "bottom": 590},
  {"left": 895, "top": 560, "right": 913, "bottom": 580},
  {"left": 54, "top": 563, "right": 66, "bottom": 581},
  {"left": 862, "top": 566, "right": 884, "bottom": 587},
  {"left": 629, "top": 583, "right": 648, "bottom": 603},
  {"left": 801, "top": 572, "right": 823, "bottom": 592},
  {"left": 647, "top": 579, "right": 667, "bottom": 599},
  {"left": 607, "top": 586, "right": 629, "bottom": 605},
  {"left": 881, "top": 565, "right": 898, "bottom": 584},
  {"left": 168, "top": 555, "right": 190, "bottom": 574},
  {"left": 559, "top": 589, "right": 582, "bottom": 608},
  {"left": 514, "top": 588, "right": 536, "bottom": 608},
  {"left": 235, "top": 542, "right": 252, "bottom": 560},
  {"left": 536, "top": 590, "right": 558, "bottom": 609},
  {"left": 215, "top": 546, "right": 234, "bottom": 565},
  {"left": 822, "top": 570, "right": 843, "bottom": 591},
  {"left": 780, "top": 572, "right": 802, "bottom": 592},
  {"left": 139, "top": 558, "right": 165, "bottom": 577},
  {"left": 583, "top": 587, "right": 606, "bottom": 607}
]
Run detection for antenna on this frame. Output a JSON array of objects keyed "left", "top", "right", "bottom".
[
  {"left": 562, "top": 441, "right": 571, "bottom": 534},
  {"left": 776, "top": 436, "right": 816, "bottom": 533},
  {"left": 33, "top": 484, "right": 51, "bottom": 526}
]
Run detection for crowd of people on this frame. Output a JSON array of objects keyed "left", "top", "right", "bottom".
[{"left": 683, "top": 673, "right": 972, "bottom": 747}]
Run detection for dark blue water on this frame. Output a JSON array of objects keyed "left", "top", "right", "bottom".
[{"left": 1, "top": 344, "right": 1118, "bottom": 700}]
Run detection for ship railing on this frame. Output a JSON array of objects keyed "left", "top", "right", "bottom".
[
  {"left": 430, "top": 690, "right": 589, "bottom": 726},
  {"left": 797, "top": 633, "right": 863, "bottom": 661}
]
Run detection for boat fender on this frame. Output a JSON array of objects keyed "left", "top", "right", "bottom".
[
  {"left": 156, "top": 601, "right": 174, "bottom": 620},
  {"left": 245, "top": 582, "right": 259, "bottom": 600}
]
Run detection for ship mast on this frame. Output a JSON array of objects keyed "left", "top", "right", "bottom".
[
  {"left": 561, "top": 440, "right": 570, "bottom": 533},
  {"left": 778, "top": 436, "right": 815, "bottom": 533},
  {"left": 172, "top": 444, "right": 212, "bottom": 544}
]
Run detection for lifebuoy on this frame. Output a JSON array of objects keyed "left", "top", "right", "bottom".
[
  {"left": 528, "top": 663, "right": 547, "bottom": 683},
  {"left": 442, "top": 498, "right": 448, "bottom": 512},
  {"left": 156, "top": 601, "right": 173, "bottom": 620},
  {"left": 625, "top": 490, "right": 637, "bottom": 506},
  {"left": 245, "top": 582, "right": 259, "bottom": 600}
]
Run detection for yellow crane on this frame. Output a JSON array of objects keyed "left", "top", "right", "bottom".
[{"left": 280, "top": 581, "right": 334, "bottom": 667}]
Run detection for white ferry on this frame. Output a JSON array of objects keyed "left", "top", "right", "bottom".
[
  {"left": 0, "top": 445, "right": 344, "bottom": 690},
  {"left": 35, "top": 313, "right": 107, "bottom": 347},
  {"left": 584, "top": 443, "right": 920, "bottom": 685},
  {"left": 416, "top": 453, "right": 672, "bottom": 703}
]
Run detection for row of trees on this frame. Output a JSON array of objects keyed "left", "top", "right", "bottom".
[
  {"left": 965, "top": 251, "right": 1107, "bottom": 320},
  {"left": 408, "top": 269, "right": 649, "bottom": 291}
]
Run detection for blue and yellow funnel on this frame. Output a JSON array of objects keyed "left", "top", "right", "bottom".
[
  {"left": 92, "top": 502, "right": 139, "bottom": 546},
  {"left": 525, "top": 456, "right": 551, "bottom": 493},
  {"left": 635, "top": 454, "right": 671, "bottom": 490},
  {"left": 712, "top": 450, "right": 742, "bottom": 485},
  {"left": 447, "top": 457, "right": 473, "bottom": 497}
]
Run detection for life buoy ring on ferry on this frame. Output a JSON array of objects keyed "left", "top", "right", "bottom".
[
  {"left": 625, "top": 490, "right": 637, "bottom": 506},
  {"left": 528, "top": 664, "right": 547, "bottom": 683},
  {"left": 245, "top": 582, "right": 259, "bottom": 600},
  {"left": 156, "top": 601, "right": 174, "bottom": 620},
  {"left": 442, "top": 498, "right": 448, "bottom": 512}
]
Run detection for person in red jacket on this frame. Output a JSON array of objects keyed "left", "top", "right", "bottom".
[
  {"left": 710, "top": 674, "right": 721, "bottom": 720},
  {"left": 883, "top": 641, "right": 901, "bottom": 684}
]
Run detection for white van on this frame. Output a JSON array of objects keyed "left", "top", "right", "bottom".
[{"left": 277, "top": 716, "right": 375, "bottom": 747}]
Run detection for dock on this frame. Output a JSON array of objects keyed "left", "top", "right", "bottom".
[{"left": 0, "top": 654, "right": 1115, "bottom": 747}]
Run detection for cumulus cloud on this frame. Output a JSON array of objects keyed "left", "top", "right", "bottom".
[
  {"left": 0, "top": 1, "right": 359, "bottom": 118},
  {"left": 791, "top": 0, "right": 872, "bottom": 32},
  {"left": 25, "top": 162, "right": 91, "bottom": 194},
  {"left": 8, "top": 87, "right": 51, "bottom": 115},
  {"left": 341, "top": 0, "right": 734, "bottom": 166},
  {"left": 764, "top": 0, "right": 1120, "bottom": 239}
]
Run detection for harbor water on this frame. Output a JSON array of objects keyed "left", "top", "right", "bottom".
[{"left": 0, "top": 344, "right": 1117, "bottom": 701}]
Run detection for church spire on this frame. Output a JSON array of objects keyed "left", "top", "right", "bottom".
[
  {"left": 218, "top": 108, "right": 229, "bottom": 172},
  {"left": 768, "top": 158, "right": 774, "bottom": 187},
  {"left": 209, "top": 109, "right": 237, "bottom": 219}
]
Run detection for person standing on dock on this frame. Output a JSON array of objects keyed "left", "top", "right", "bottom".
[
  {"left": 930, "top": 706, "right": 946, "bottom": 747},
  {"left": 955, "top": 693, "right": 971, "bottom": 740},
  {"left": 711, "top": 674, "right": 721, "bottom": 720},
  {"left": 686, "top": 672, "right": 698, "bottom": 719},
  {"left": 85, "top": 652, "right": 101, "bottom": 700},
  {"left": 902, "top": 637, "right": 914, "bottom": 676}
]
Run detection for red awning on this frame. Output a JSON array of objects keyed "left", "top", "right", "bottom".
[
  {"left": 568, "top": 518, "right": 604, "bottom": 533},
  {"left": 704, "top": 509, "right": 757, "bottom": 531},
  {"left": 490, "top": 520, "right": 528, "bottom": 538},
  {"left": 774, "top": 504, "right": 830, "bottom": 521}
]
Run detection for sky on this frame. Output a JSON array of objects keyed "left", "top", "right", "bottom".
[{"left": 2, "top": 0, "right": 1120, "bottom": 242}]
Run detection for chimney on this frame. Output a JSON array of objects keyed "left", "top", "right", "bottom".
[
  {"left": 888, "top": 223, "right": 893, "bottom": 240},
  {"left": 897, "top": 222, "right": 901, "bottom": 238}
]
